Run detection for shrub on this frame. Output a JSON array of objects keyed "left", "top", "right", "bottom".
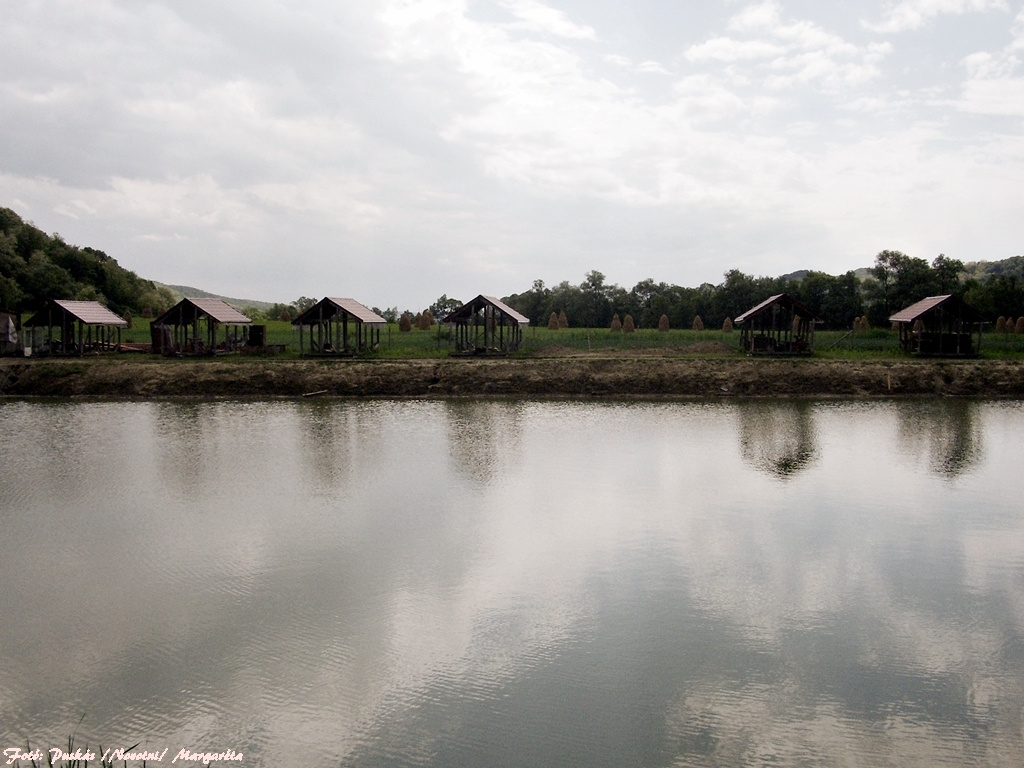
[
  {"left": 658, "top": 314, "right": 670, "bottom": 332},
  {"left": 610, "top": 313, "right": 622, "bottom": 332},
  {"left": 399, "top": 313, "right": 412, "bottom": 332},
  {"left": 692, "top": 315, "right": 704, "bottom": 332},
  {"left": 623, "top": 314, "right": 635, "bottom": 333},
  {"left": 558, "top": 310, "right": 568, "bottom": 329},
  {"left": 722, "top": 317, "right": 733, "bottom": 333},
  {"left": 548, "top": 312, "right": 559, "bottom": 330}
]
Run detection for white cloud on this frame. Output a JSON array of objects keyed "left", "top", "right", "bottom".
[
  {"left": 499, "top": 0, "right": 596, "bottom": 40},
  {"left": 683, "top": 2, "right": 890, "bottom": 92},
  {"left": 865, "top": 0, "right": 1010, "bottom": 33},
  {"left": 952, "top": 13, "right": 1024, "bottom": 115}
]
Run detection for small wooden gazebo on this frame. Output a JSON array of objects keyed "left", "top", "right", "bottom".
[
  {"left": 735, "top": 293, "right": 818, "bottom": 355},
  {"left": 442, "top": 295, "right": 529, "bottom": 355},
  {"left": 24, "top": 300, "right": 128, "bottom": 355},
  {"left": 151, "top": 298, "right": 252, "bottom": 355},
  {"left": 889, "top": 295, "right": 983, "bottom": 357},
  {"left": 293, "top": 297, "right": 387, "bottom": 356}
]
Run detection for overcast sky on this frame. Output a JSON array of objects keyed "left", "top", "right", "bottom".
[{"left": 3, "top": 1, "right": 1023, "bottom": 310}]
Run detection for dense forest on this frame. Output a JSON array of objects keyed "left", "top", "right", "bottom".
[
  {"left": 3, "top": 205, "right": 1022, "bottom": 330},
  {"left": 0, "top": 207, "right": 175, "bottom": 316}
]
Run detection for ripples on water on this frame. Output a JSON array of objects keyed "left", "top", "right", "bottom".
[{"left": 1, "top": 399, "right": 1022, "bottom": 767}]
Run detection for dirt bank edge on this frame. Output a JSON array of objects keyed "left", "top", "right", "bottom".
[{"left": 3, "top": 357, "right": 1024, "bottom": 398}]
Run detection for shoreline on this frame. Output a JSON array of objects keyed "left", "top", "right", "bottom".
[{"left": 3, "top": 356, "right": 1024, "bottom": 399}]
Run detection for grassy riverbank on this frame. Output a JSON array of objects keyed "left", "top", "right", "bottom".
[
  {"left": 3, "top": 355, "right": 1024, "bottom": 398},
  {"left": 110, "top": 320, "right": 1024, "bottom": 359}
]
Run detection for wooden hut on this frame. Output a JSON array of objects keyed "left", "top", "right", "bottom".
[
  {"left": 442, "top": 295, "right": 529, "bottom": 355},
  {"left": 24, "top": 300, "right": 127, "bottom": 355},
  {"left": 151, "top": 298, "right": 252, "bottom": 355},
  {"left": 735, "top": 293, "right": 818, "bottom": 355},
  {"left": 889, "top": 295, "right": 983, "bottom": 357},
  {"left": 1, "top": 308, "right": 21, "bottom": 356},
  {"left": 293, "top": 297, "right": 386, "bottom": 356}
]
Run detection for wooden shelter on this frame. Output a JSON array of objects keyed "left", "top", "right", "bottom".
[
  {"left": 24, "top": 300, "right": 127, "bottom": 355},
  {"left": 293, "top": 297, "right": 386, "bottom": 356},
  {"left": 1, "top": 308, "right": 21, "bottom": 356},
  {"left": 151, "top": 298, "right": 252, "bottom": 355},
  {"left": 889, "top": 295, "right": 983, "bottom": 357},
  {"left": 442, "top": 295, "right": 529, "bottom": 355},
  {"left": 735, "top": 293, "right": 818, "bottom": 355}
]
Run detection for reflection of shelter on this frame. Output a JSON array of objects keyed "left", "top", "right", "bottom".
[
  {"left": 889, "top": 295, "right": 983, "bottom": 357},
  {"left": 737, "top": 401, "right": 818, "bottom": 479},
  {"left": 444, "top": 400, "right": 525, "bottom": 486},
  {"left": 442, "top": 295, "right": 529, "bottom": 355},
  {"left": 293, "top": 297, "right": 386, "bottom": 356},
  {"left": 895, "top": 399, "right": 981, "bottom": 478},
  {"left": 735, "top": 293, "right": 818, "bottom": 355},
  {"left": 151, "top": 298, "right": 252, "bottom": 355},
  {"left": 24, "top": 300, "right": 127, "bottom": 355},
  {"left": 1, "top": 308, "right": 21, "bottom": 355}
]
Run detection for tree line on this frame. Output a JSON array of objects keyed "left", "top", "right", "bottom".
[{"left": 503, "top": 251, "right": 1024, "bottom": 331}]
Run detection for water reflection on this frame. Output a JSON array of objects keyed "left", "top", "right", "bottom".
[
  {"left": 895, "top": 399, "right": 983, "bottom": 477},
  {"left": 1, "top": 399, "right": 1022, "bottom": 768},
  {"left": 735, "top": 400, "right": 818, "bottom": 479},
  {"left": 443, "top": 400, "right": 526, "bottom": 487}
]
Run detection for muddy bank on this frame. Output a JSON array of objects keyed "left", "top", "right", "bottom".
[{"left": 3, "top": 356, "right": 1024, "bottom": 398}]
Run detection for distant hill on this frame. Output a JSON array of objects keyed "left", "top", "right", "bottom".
[
  {"left": 780, "top": 267, "right": 873, "bottom": 283},
  {"left": 157, "top": 283, "right": 276, "bottom": 312},
  {"left": 964, "top": 255, "right": 1024, "bottom": 282}
]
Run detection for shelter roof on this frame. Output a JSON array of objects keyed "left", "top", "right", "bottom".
[
  {"left": 889, "top": 295, "right": 983, "bottom": 323},
  {"left": 442, "top": 295, "right": 530, "bottom": 326},
  {"left": 154, "top": 298, "right": 252, "bottom": 325},
  {"left": 294, "top": 297, "right": 387, "bottom": 326},
  {"left": 734, "top": 293, "right": 817, "bottom": 324},
  {"left": 26, "top": 300, "right": 128, "bottom": 327}
]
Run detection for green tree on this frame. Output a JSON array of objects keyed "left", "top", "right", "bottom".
[
  {"left": 862, "top": 250, "right": 939, "bottom": 326},
  {"left": 428, "top": 294, "right": 462, "bottom": 321}
]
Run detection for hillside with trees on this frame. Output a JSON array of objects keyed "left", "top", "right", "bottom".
[{"left": 0, "top": 207, "right": 175, "bottom": 316}]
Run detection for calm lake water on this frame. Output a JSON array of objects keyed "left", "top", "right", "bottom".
[{"left": 1, "top": 398, "right": 1023, "bottom": 767}]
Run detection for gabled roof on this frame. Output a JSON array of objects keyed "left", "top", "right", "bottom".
[
  {"left": 26, "top": 300, "right": 128, "bottom": 327},
  {"left": 293, "top": 297, "right": 387, "bottom": 326},
  {"left": 734, "top": 293, "right": 817, "bottom": 324},
  {"left": 154, "top": 298, "right": 252, "bottom": 325},
  {"left": 442, "top": 295, "right": 530, "bottom": 326},
  {"left": 889, "top": 295, "right": 983, "bottom": 323}
]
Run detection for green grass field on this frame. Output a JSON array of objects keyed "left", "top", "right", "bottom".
[{"left": 95, "top": 320, "right": 1024, "bottom": 359}]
